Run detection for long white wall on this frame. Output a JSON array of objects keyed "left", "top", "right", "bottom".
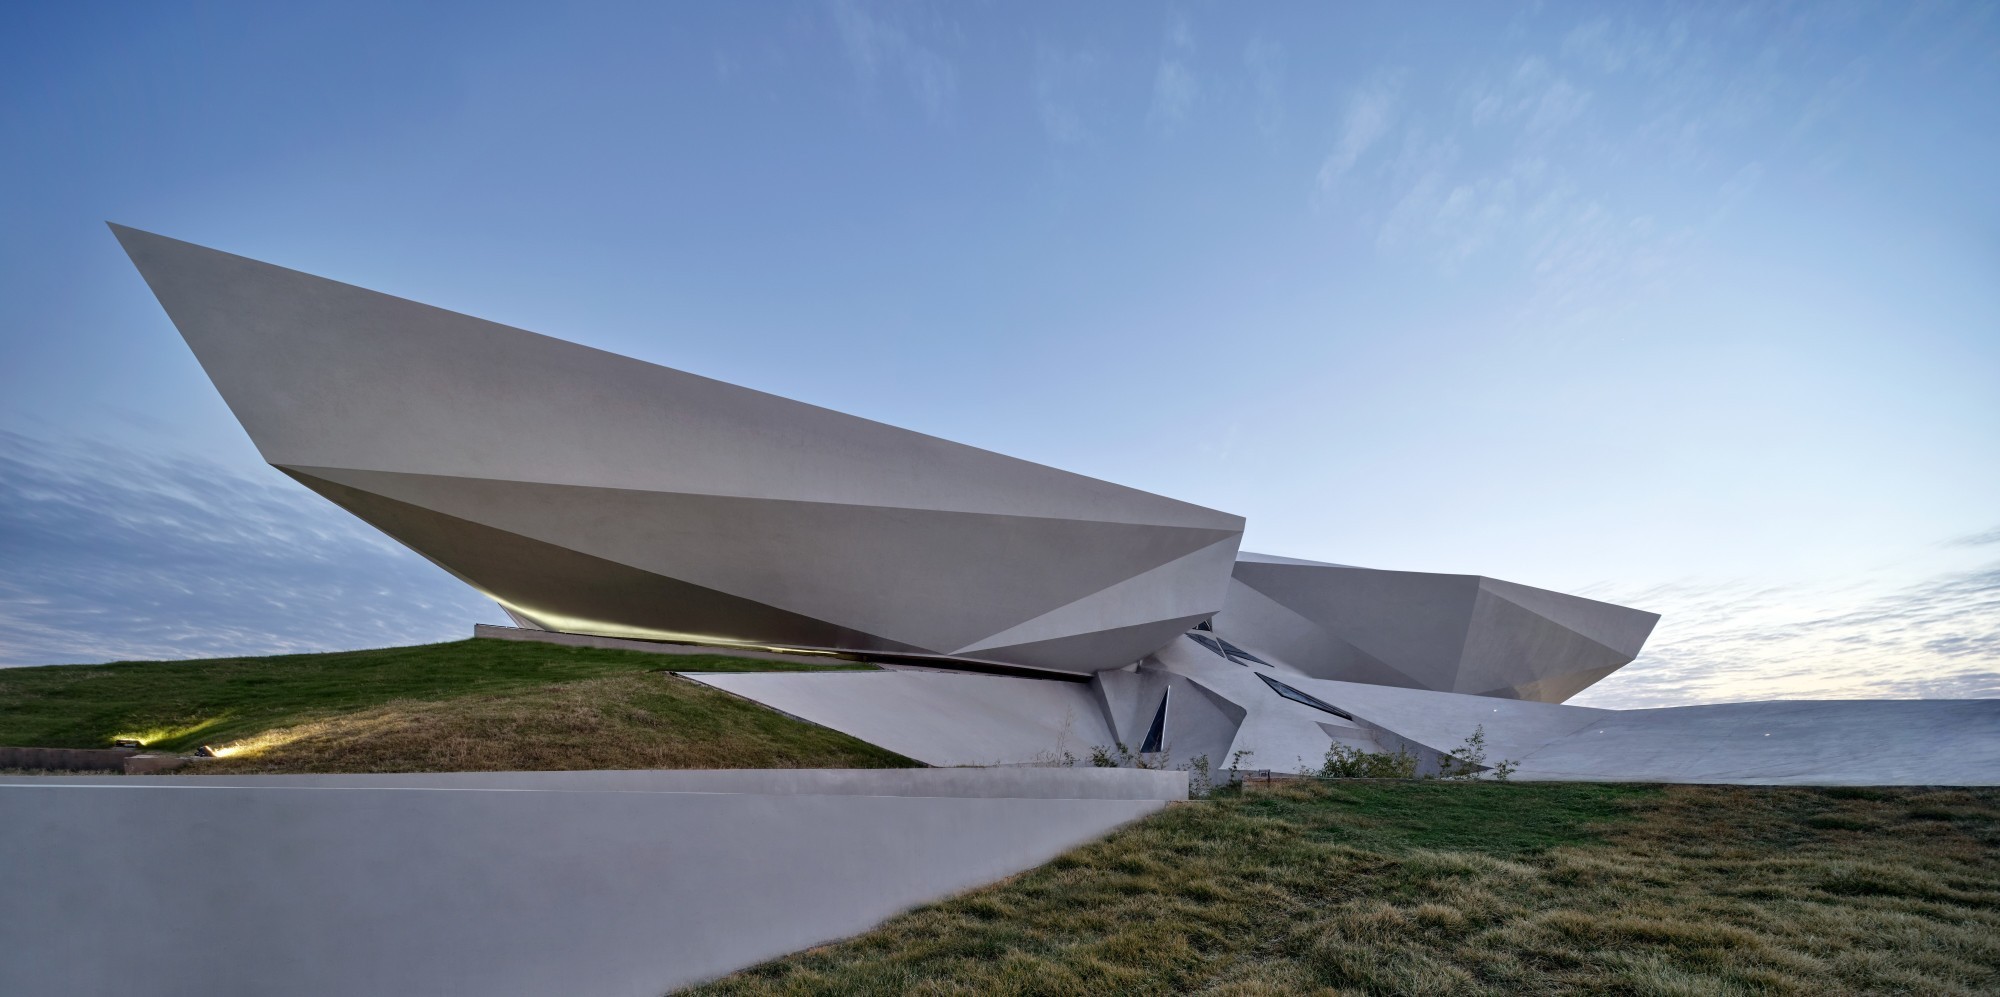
[{"left": 0, "top": 768, "right": 1182, "bottom": 997}]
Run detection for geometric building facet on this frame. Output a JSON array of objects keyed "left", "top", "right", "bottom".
[
  {"left": 114, "top": 225, "right": 1245, "bottom": 675},
  {"left": 114, "top": 224, "right": 1663, "bottom": 701},
  {"left": 1211, "top": 552, "right": 1660, "bottom": 703}
]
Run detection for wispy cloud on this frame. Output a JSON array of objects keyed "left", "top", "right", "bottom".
[
  {"left": 1314, "top": 80, "right": 1398, "bottom": 196},
  {"left": 1146, "top": 10, "right": 1199, "bottom": 133},
  {"left": 1148, "top": 64, "right": 1197, "bottom": 134},
  {"left": 0, "top": 432, "right": 501, "bottom": 667},
  {"left": 828, "top": 0, "right": 958, "bottom": 121},
  {"left": 1033, "top": 42, "right": 1097, "bottom": 145},
  {"left": 1947, "top": 526, "right": 2000, "bottom": 548},
  {"left": 1243, "top": 36, "right": 1285, "bottom": 140},
  {"left": 8, "top": 427, "right": 1993, "bottom": 701},
  {"left": 1510, "top": 57, "right": 1592, "bottom": 135},
  {"left": 1307, "top": 7, "right": 1899, "bottom": 325},
  {"left": 1371, "top": 56, "right": 1606, "bottom": 283},
  {"left": 1572, "top": 557, "right": 2000, "bottom": 709}
]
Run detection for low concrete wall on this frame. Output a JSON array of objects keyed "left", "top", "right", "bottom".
[
  {"left": 0, "top": 746, "right": 185, "bottom": 774},
  {"left": 23, "top": 766, "right": 1189, "bottom": 800},
  {"left": 0, "top": 745, "right": 134, "bottom": 771},
  {"left": 1513, "top": 698, "right": 2000, "bottom": 785},
  {"left": 0, "top": 768, "right": 1179, "bottom": 996}
]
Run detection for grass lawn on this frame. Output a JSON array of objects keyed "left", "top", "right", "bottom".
[
  {"left": 0, "top": 638, "right": 916, "bottom": 771},
  {"left": 691, "top": 780, "right": 2000, "bottom": 995}
]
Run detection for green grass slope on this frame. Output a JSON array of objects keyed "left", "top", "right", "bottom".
[
  {"left": 0, "top": 638, "right": 916, "bottom": 771},
  {"left": 693, "top": 781, "right": 2000, "bottom": 995}
]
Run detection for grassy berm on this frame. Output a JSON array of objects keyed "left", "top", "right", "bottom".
[
  {"left": 693, "top": 780, "right": 2000, "bottom": 996},
  {"left": 0, "top": 638, "right": 916, "bottom": 771}
]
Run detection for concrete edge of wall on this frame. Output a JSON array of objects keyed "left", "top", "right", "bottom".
[
  {"left": 0, "top": 772, "right": 1179, "bottom": 996},
  {"left": 1, "top": 765, "right": 1191, "bottom": 801}
]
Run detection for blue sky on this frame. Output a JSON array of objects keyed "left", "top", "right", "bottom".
[{"left": 2, "top": 1, "right": 1995, "bottom": 706}]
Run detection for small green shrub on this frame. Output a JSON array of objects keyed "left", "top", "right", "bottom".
[
  {"left": 1317, "top": 741, "right": 1419, "bottom": 779},
  {"left": 1184, "top": 754, "right": 1213, "bottom": 798},
  {"left": 1090, "top": 742, "right": 1172, "bottom": 770},
  {"left": 1441, "top": 724, "right": 1518, "bottom": 780}
]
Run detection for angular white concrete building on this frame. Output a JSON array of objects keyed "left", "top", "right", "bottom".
[
  {"left": 116, "top": 224, "right": 1693, "bottom": 768},
  {"left": 115, "top": 225, "right": 1243, "bottom": 676},
  {"left": 1215, "top": 553, "right": 1659, "bottom": 703},
  {"left": 686, "top": 635, "right": 2000, "bottom": 785},
  {"left": 69, "top": 227, "right": 1997, "bottom": 997}
]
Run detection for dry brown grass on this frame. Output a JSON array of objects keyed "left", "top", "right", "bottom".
[
  {"left": 689, "top": 781, "right": 2000, "bottom": 995},
  {"left": 192, "top": 672, "right": 915, "bottom": 773}
]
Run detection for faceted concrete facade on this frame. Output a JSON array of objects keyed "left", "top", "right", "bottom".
[
  {"left": 117, "top": 225, "right": 1666, "bottom": 700},
  {"left": 115, "top": 225, "right": 1243, "bottom": 676},
  {"left": 1215, "top": 552, "right": 1661, "bottom": 703},
  {"left": 89, "top": 226, "right": 1999, "bottom": 997},
  {"left": 116, "top": 224, "right": 1662, "bottom": 694},
  {"left": 683, "top": 632, "right": 2000, "bottom": 786},
  {"left": 120, "top": 224, "right": 1995, "bottom": 789}
]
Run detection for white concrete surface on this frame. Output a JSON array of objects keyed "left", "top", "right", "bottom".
[
  {"left": 687, "top": 670, "right": 1114, "bottom": 766},
  {"left": 1269, "top": 670, "right": 1614, "bottom": 765},
  {"left": 0, "top": 768, "right": 1181, "bottom": 997},
  {"left": 1214, "top": 554, "right": 1658, "bottom": 702},
  {"left": 1511, "top": 698, "right": 2000, "bottom": 785},
  {"left": 1162, "top": 648, "right": 2000, "bottom": 785},
  {"left": 14, "top": 766, "right": 1190, "bottom": 799},
  {"left": 688, "top": 634, "right": 1998, "bottom": 785},
  {"left": 1149, "top": 636, "right": 1356, "bottom": 771},
  {"left": 682, "top": 637, "right": 1994, "bottom": 787},
  {"left": 114, "top": 225, "right": 1243, "bottom": 674}
]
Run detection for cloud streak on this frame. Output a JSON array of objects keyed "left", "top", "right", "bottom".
[
  {"left": 1947, "top": 526, "right": 2000, "bottom": 548},
  {"left": 1315, "top": 81, "right": 1397, "bottom": 195},
  {"left": 1146, "top": 11, "right": 1198, "bottom": 133},
  {"left": 1304, "top": 6, "right": 1909, "bottom": 325},
  {"left": 1033, "top": 43, "right": 1096, "bottom": 145},
  {"left": 0, "top": 432, "right": 501, "bottom": 667},
  {"left": 829, "top": 0, "right": 958, "bottom": 121},
  {"left": 1243, "top": 36, "right": 1285, "bottom": 140},
  {"left": 1573, "top": 556, "right": 2000, "bottom": 709},
  {"left": 7, "top": 433, "right": 1992, "bottom": 708}
]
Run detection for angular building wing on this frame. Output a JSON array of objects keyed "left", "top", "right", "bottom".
[
  {"left": 1212, "top": 552, "right": 1660, "bottom": 702},
  {"left": 113, "top": 225, "right": 1245, "bottom": 674},
  {"left": 116, "top": 224, "right": 1659, "bottom": 709}
]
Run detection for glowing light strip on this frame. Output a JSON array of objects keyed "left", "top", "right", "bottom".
[{"left": 486, "top": 596, "right": 851, "bottom": 658}]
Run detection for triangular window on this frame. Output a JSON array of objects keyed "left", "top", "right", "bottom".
[
  {"left": 1256, "top": 672, "right": 1354, "bottom": 721},
  {"left": 1139, "top": 686, "right": 1170, "bottom": 753}
]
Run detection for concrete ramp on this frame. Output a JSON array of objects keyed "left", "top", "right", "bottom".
[{"left": 0, "top": 768, "right": 1182, "bottom": 997}]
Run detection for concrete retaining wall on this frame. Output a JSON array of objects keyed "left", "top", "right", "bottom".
[
  {"left": 0, "top": 768, "right": 1180, "bottom": 996},
  {"left": 1512, "top": 698, "right": 2000, "bottom": 785},
  {"left": 0, "top": 745, "right": 134, "bottom": 771},
  {"left": 21, "top": 765, "right": 1187, "bottom": 799},
  {"left": 0, "top": 746, "right": 186, "bottom": 774}
]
